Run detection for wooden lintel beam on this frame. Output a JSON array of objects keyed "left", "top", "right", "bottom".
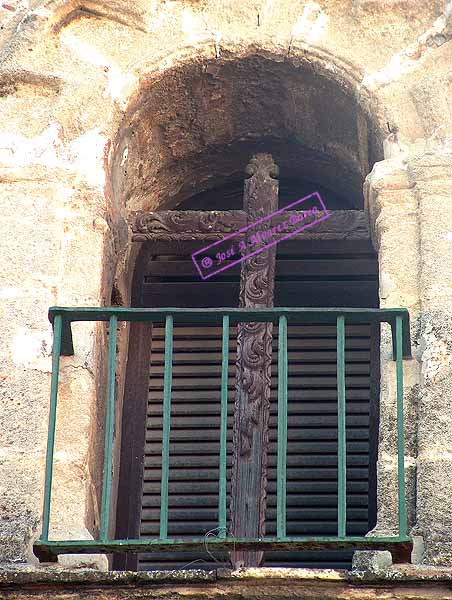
[
  {"left": 131, "top": 210, "right": 246, "bottom": 242},
  {"left": 131, "top": 210, "right": 369, "bottom": 242}
]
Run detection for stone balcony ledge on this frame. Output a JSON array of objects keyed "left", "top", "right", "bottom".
[{"left": 1, "top": 564, "right": 452, "bottom": 599}]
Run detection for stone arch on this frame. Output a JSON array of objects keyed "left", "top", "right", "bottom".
[
  {"left": 105, "top": 48, "right": 392, "bottom": 572},
  {"left": 107, "top": 46, "right": 387, "bottom": 307},
  {"left": 110, "top": 51, "right": 381, "bottom": 208}
]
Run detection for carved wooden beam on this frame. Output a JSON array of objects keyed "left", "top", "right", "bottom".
[
  {"left": 131, "top": 210, "right": 369, "bottom": 242},
  {"left": 130, "top": 210, "right": 245, "bottom": 242},
  {"left": 274, "top": 210, "right": 369, "bottom": 239},
  {"left": 230, "top": 154, "right": 278, "bottom": 568}
]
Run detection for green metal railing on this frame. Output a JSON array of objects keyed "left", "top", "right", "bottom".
[{"left": 34, "top": 307, "right": 412, "bottom": 562}]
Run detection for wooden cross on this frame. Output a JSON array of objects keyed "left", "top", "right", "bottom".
[{"left": 132, "top": 154, "right": 369, "bottom": 568}]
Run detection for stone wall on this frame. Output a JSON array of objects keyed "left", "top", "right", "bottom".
[
  {"left": 0, "top": 0, "right": 451, "bottom": 574},
  {"left": 1, "top": 566, "right": 452, "bottom": 600}
]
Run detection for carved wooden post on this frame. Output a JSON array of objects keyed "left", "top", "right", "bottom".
[{"left": 230, "top": 154, "right": 279, "bottom": 568}]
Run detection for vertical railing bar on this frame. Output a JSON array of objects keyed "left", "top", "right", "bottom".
[
  {"left": 337, "top": 315, "right": 347, "bottom": 537},
  {"left": 277, "top": 315, "right": 288, "bottom": 539},
  {"left": 396, "top": 315, "right": 407, "bottom": 539},
  {"left": 160, "top": 314, "right": 173, "bottom": 540},
  {"left": 41, "top": 314, "right": 63, "bottom": 542},
  {"left": 100, "top": 314, "right": 118, "bottom": 542},
  {"left": 218, "top": 315, "right": 230, "bottom": 538}
]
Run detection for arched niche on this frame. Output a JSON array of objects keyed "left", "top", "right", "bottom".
[
  {"left": 110, "top": 52, "right": 384, "bottom": 218},
  {"left": 106, "top": 51, "right": 393, "bottom": 571}
]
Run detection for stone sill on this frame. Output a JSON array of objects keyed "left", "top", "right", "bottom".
[{"left": 1, "top": 564, "right": 452, "bottom": 588}]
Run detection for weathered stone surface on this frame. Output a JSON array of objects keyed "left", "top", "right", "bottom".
[
  {"left": 0, "top": 175, "right": 113, "bottom": 566},
  {"left": 407, "top": 154, "right": 452, "bottom": 566},
  {"left": 364, "top": 158, "right": 421, "bottom": 538},
  {"left": 352, "top": 550, "right": 393, "bottom": 573},
  {"left": 0, "top": 0, "right": 451, "bottom": 578},
  {"left": 1, "top": 566, "right": 452, "bottom": 600}
]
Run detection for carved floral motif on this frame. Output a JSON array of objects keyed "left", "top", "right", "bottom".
[{"left": 131, "top": 210, "right": 245, "bottom": 241}]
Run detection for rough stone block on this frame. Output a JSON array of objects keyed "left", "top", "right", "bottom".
[{"left": 352, "top": 550, "right": 393, "bottom": 573}]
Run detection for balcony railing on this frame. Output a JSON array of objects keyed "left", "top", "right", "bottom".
[{"left": 34, "top": 307, "right": 412, "bottom": 563}]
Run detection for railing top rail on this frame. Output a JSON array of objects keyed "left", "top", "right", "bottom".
[{"left": 48, "top": 306, "right": 411, "bottom": 358}]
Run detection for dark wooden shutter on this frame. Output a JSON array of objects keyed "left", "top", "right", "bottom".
[{"left": 137, "top": 239, "right": 379, "bottom": 570}]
